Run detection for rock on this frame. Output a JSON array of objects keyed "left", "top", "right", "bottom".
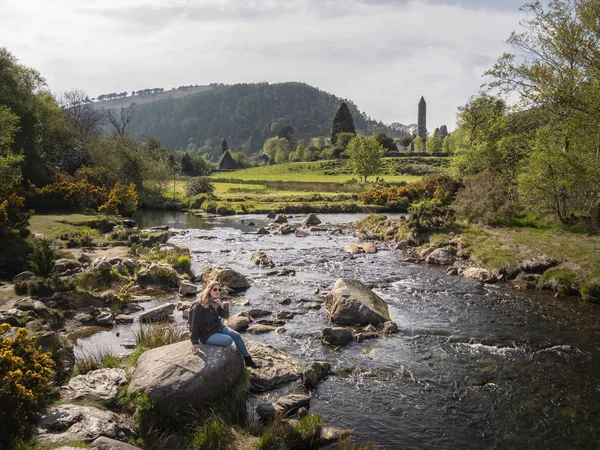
[
  {"left": 330, "top": 228, "right": 343, "bottom": 236},
  {"left": 278, "top": 223, "right": 294, "bottom": 235},
  {"left": 177, "top": 300, "right": 194, "bottom": 310},
  {"left": 320, "top": 327, "right": 353, "bottom": 346},
  {"left": 226, "top": 313, "right": 252, "bottom": 332},
  {"left": 159, "top": 243, "right": 191, "bottom": 259},
  {"left": 355, "top": 332, "right": 378, "bottom": 343},
  {"left": 138, "top": 303, "right": 176, "bottom": 322},
  {"left": 256, "top": 318, "right": 286, "bottom": 326},
  {"left": 96, "top": 311, "right": 115, "bottom": 326},
  {"left": 115, "top": 314, "right": 134, "bottom": 324},
  {"left": 302, "top": 361, "right": 331, "bottom": 388},
  {"left": 47, "top": 291, "right": 107, "bottom": 309},
  {"left": 122, "top": 258, "right": 138, "bottom": 272},
  {"left": 122, "top": 218, "right": 137, "bottom": 228},
  {"left": 247, "top": 308, "right": 271, "bottom": 318},
  {"left": 54, "top": 259, "right": 82, "bottom": 273},
  {"left": 202, "top": 266, "right": 251, "bottom": 291},
  {"left": 92, "top": 258, "right": 112, "bottom": 273},
  {"left": 62, "top": 368, "right": 127, "bottom": 402},
  {"left": 325, "top": 278, "right": 391, "bottom": 325},
  {"left": 37, "top": 404, "right": 134, "bottom": 444},
  {"left": 275, "top": 310, "right": 294, "bottom": 320},
  {"left": 13, "top": 271, "right": 35, "bottom": 282},
  {"left": 0, "top": 313, "right": 20, "bottom": 327},
  {"left": 302, "top": 213, "right": 321, "bottom": 226},
  {"left": 78, "top": 254, "right": 92, "bottom": 264},
  {"left": 91, "top": 436, "right": 142, "bottom": 450},
  {"left": 274, "top": 214, "right": 288, "bottom": 224},
  {"left": 278, "top": 297, "right": 291, "bottom": 305},
  {"left": 251, "top": 251, "right": 274, "bottom": 268},
  {"left": 344, "top": 242, "right": 377, "bottom": 254},
  {"left": 127, "top": 340, "right": 244, "bottom": 410},
  {"left": 295, "top": 229, "right": 310, "bottom": 237},
  {"left": 246, "top": 341, "right": 300, "bottom": 392},
  {"left": 382, "top": 321, "right": 399, "bottom": 334},
  {"left": 257, "top": 227, "right": 270, "bottom": 235},
  {"left": 462, "top": 267, "right": 497, "bottom": 283},
  {"left": 179, "top": 280, "right": 198, "bottom": 296},
  {"left": 247, "top": 324, "right": 275, "bottom": 334},
  {"left": 267, "top": 211, "right": 277, "bottom": 219},
  {"left": 257, "top": 394, "right": 311, "bottom": 421},
  {"left": 319, "top": 426, "right": 352, "bottom": 447},
  {"left": 136, "top": 263, "right": 179, "bottom": 289},
  {"left": 425, "top": 248, "right": 456, "bottom": 266},
  {"left": 519, "top": 256, "right": 559, "bottom": 274},
  {"left": 276, "top": 267, "right": 296, "bottom": 276},
  {"left": 309, "top": 226, "right": 327, "bottom": 232},
  {"left": 256, "top": 402, "right": 277, "bottom": 421}
]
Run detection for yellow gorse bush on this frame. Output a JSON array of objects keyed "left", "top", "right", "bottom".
[{"left": 0, "top": 323, "right": 54, "bottom": 445}]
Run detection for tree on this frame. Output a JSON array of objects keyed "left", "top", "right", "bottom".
[
  {"left": 346, "top": 135, "right": 384, "bottom": 183},
  {"left": 427, "top": 128, "right": 443, "bottom": 154},
  {"left": 59, "top": 89, "right": 104, "bottom": 146},
  {"left": 439, "top": 125, "right": 449, "bottom": 140},
  {"left": 442, "top": 133, "right": 455, "bottom": 155},
  {"left": 331, "top": 102, "right": 356, "bottom": 145},
  {"left": 180, "top": 152, "right": 194, "bottom": 175},
  {"left": 412, "top": 136, "right": 424, "bottom": 153},
  {"left": 277, "top": 126, "right": 294, "bottom": 142},
  {"left": 262, "top": 137, "right": 289, "bottom": 160},
  {"left": 107, "top": 105, "right": 136, "bottom": 136},
  {"left": 0, "top": 105, "right": 23, "bottom": 188},
  {"left": 372, "top": 133, "right": 396, "bottom": 152}
]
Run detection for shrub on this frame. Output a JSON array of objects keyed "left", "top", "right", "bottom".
[
  {"left": 28, "top": 238, "right": 58, "bottom": 277},
  {"left": 188, "top": 417, "right": 233, "bottom": 450},
  {"left": 580, "top": 278, "right": 600, "bottom": 303},
  {"left": 28, "top": 174, "right": 107, "bottom": 211},
  {"left": 0, "top": 324, "right": 54, "bottom": 447},
  {"left": 538, "top": 269, "right": 578, "bottom": 295},
  {"left": 134, "top": 324, "right": 189, "bottom": 349},
  {"left": 170, "top": 255, "right": 191, "bottom": 274},
  {"left": 74, "top": 349, "right": 120, "bottom": 376},
  {"left": 98, "top": 182, "right": 138, "bottom": 216},
  {"left": 0, "top": 190, "right": 32, "bottom": 239},
  {"left": 186, "top": 177, "right": 215, "bottom": 197},
  {"left": 407, "top": 200, "right": 456, "bottom": 232},
  {"left": 60, "top": 231, "right": 96, "bottom": 248},
  {"left": 28, "top": 274, "right": 73, "bottom": 297}
]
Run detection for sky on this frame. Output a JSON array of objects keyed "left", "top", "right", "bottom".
[{"left": 0, "top": 0, "right": 529, "bottom": 130}]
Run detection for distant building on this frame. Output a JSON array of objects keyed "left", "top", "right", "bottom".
[
  {"left": 410, "top": 96, "right": 428, "bottom": 152},
  {"left": 258, "top": 154, "right": 271, "bottom": 166},
  {"left": 217, "top": 150, "right": 236, "bottom": 170}
]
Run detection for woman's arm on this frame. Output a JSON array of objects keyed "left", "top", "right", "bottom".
[{"left": 190, "top": 304, "right": 204, "bottom": 346}]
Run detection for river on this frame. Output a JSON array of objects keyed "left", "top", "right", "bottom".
[{"left": 79, "top": 211, "right": 600, "bottom": 449}]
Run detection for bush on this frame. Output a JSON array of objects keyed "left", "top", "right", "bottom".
[
  {"left": 0, "top": 324, "right": 54, "bottom": 447},
  {"left": 28, "top": 238, "right": 58, "bottom": 277},
  {"left": 580, "top": 278, "right": 600, "bottom": 303},
  {"left": 98, "top": 182, "right": 138, "bottom": 216},
  {"left": 538, "top": 269, "right": 578, "bottom": 295},
  {"left": 28, "top": 174, "right": 107, "bottom": 211},
  {"left": 186, "top": 177, "right": 215, "bottom": 197},
  {"left": 0, "top": 190, "right": 32, "bottom": 239},
  {"left": 134, "top": 324, "right": 189, "bottom": 349},
  {"left": 60, "top": 231, "right": 96, "bottom": 248},
  {"left": 188, "top": 417, "right": 233, "bottom": 450},
  {"left": 170, "top": 255, "right": 191, "bottom": 274},
  {"left": 27, "top": 274, "right": 73, "bottom": 297},
  {"left": 407, "top": 200, "right": 456, "bottom": 232}
]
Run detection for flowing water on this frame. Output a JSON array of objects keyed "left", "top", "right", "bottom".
[{"left": 76, "top": 211, "right": 600, "bottom": 449}]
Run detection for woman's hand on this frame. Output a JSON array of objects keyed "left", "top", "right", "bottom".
[
  {"left": 222, "top": 301, "right": 230, "bottom": 309},
  {"left": 213, "top": 299, "right": 224, "bottom": 308},
  {"left": 192, "top": 344, "right": 200, "bottom": 354}
]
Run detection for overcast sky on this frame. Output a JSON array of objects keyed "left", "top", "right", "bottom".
[{"left": 0, "top": 0, "right": 529, "bottom": 130}]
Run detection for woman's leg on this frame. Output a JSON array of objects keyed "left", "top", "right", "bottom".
[
  {"left": 205, "top": 333, "right": 234, "bottom": 347},
  {"left": 219, "top": 326, "right": 250, "bottom": 357}
]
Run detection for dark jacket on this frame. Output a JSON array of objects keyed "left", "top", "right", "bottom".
[{"left": 189, "top": 301, "right": 230, "bottom": 345}]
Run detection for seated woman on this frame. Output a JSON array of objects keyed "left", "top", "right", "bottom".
[{"left": 189, "top": 280, "right": 260, "bottom": 368}]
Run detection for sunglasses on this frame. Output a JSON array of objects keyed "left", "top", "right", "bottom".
[{"left": 212, "top": 287, "right": 222, "bottom": 292}]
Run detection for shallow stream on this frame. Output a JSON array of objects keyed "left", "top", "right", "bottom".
[{"left": 75, "top": 212, "right": 600, "bottom": 449}]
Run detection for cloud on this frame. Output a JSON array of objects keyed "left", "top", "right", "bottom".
[{"left": 0, "top": 0, "right": 526, "bottom": 131}]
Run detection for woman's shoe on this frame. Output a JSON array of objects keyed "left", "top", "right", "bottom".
[{"left": 244, "top": 355, "right": 261, "bottom": 368}]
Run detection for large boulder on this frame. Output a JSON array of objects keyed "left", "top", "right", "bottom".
[
  {"left": 226, "top": 313, "right": 252, "bottom": 332},
  {"left": 37, "top": 404, "right": 134, "bottom": 444},
  {"left": 325, "top": 278, "right": 391, "bottom": 325},
  {"left": 61, "top": 368, "right": 127, "bottom": 402},
  {"left": 519, "top": 256, "right": 559, "bottom": 274},
  {"left": 425, "top": 248, "right": 456, "bottom": 266},
  {"left": 246, "top": 341, "right": 300, "bottom": 392},
  {"left": 302, "top": 213, "right": 321, "bottom": 226},
  {"left": 136, "top": 263, "right": 179, "bottom": 289},
  {"left": 13, "top": 271, "right": 35, "bottom": 282},
  {"left": 202, "top": 266, "right": 251, "bottom": 291},
  {"left": 178, "top": 280, "right": 198, "bottom": 296},
  {"left": 46, "top": 291, "right": 107, "bottom": 309},
  {"left": 138, "top": 303, "right": 176, "bottom": 322},
  {"left": 127, "top": 339, "right": 244, "bottom": 410}
]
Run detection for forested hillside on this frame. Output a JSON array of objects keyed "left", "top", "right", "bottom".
[{"left": 97, "top": 82, "right": 410, "bottom": 154}]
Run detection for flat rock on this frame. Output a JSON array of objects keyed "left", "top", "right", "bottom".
[
  {"left": 62, "top": 368, "right": 128, "bottom": 402},
  {"left": 226, "top": 313, "right": 252, "bottom": 332},
  {"left": 247, "top": 324, "right": 276, "bottom": 334},
  {"left": 138, "top": 303, "right": 175, "bottom": 322},
  {"left": 91, "top": 437, "right": 142, "bottom": 450},
  {"left": 179, "top": 280, "right": 198, "bottom": 296},
  {"left": 246, "top": 341, "right": 300, "bottom": 392},
  {"left": 37, "top": 404, "right": 133, "bottom": 444},
  {"left": 202, "top": 266, "right": 251, "bottom": 291}
]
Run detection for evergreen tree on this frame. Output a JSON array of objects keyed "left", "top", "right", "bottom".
[
  {"left": 221, "top": 138, "right": 228, "bottom": 154},
  {"left": 331, "top": 102, "right": 356, "bottom": 145},
  {"left": 439, "top": 125, "right": 449, "bottom": 140}
]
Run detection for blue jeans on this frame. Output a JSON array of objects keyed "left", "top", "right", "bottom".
[{"left": 205, "top": 326, "right": 250, "bottom": 357}]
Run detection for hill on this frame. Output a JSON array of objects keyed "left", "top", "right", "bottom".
[{"left": 95, "top": 82, "right": 410, "bottom": 155}]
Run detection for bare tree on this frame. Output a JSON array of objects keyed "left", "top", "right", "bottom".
[
  {"left": 59, "top": 89, "right": 104, "bottom": 146},
  {"left": 107, "top": 105, "right": 136, "bottom": 137}
]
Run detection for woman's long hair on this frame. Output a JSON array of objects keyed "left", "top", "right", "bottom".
[{"left": 200, "top": 280, "right": 221, "bottom": 307}]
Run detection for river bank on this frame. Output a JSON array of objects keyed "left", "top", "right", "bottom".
[{"left": 354, "top": 214, "right": 600, "bottom": 301}]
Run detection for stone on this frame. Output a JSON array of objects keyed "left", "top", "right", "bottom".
[
  {"left": 122, "top": 218, "right": 137, "bottom": 228},
  {"left": 319, "top": 426, "right": 352, "bottom": 447},
  {"left": 177, "top": 300, "right": 194, "bottom": 310},
  {"left": 247, "top": 324, "right": 275, "bottom": 334},
  {"left": 274, "top": 214, "right": 288, "bottom": 223},
  {"left": 92, "top": 258, "right": 112, "bottom": 273},
  {"left": 302, "top": 361, "right": 331, "bottom": 389},
  {"left": 62, "top": 368, "right": 127, "bottom": 402},
  {"left": 13, "top": 271, "right": 35, "bottom": 282},
  {"left": 257, "top": 227, "right": 270, "bottom": 235},
  {"left": 96, "top": 311, "right": 115, "bottom": 326},
  {"left": 159, "top": 243, "right": 191, "bottom": 259},
  {"left": 275, "top": 310, "right": 294, "bottom": 319},
  {"left": 179, "top": 280, "right": 198, "bottom": 296},
  {"left": 354, "top": 332, "right": 378, "bottom": 343},
  {"left": 462, "top": 267, "right": 497, "bottom": 283},
  {"left": 257, "top": 394, "right": 311, "bottom": 421},
  {"left": 55, "top": 259, "right": 82, "bottom": 273},
  {"left": 344, "top": 242, "right": 377, "bottom": 254},
  {"left": 127, "top": 340, "right": 244, "bottom": 410},
  {"left": 425, "top": 248, "right": 456, "bottom": 266},
  {"left": 139, "top": 303, "right": 176, "bottom": 322},
  {"left": 136, "top": 263, "right": 179, "bottom": 289},
  {"left": 320, "top": 327, "right": 353, "bottom": 346},
  {"left": 247, "top": 308, "right": 271, "bottom": 318},
  {"left": 309, "top": 226, "right": 327, "bottom": 232},
  {"left": 91, "top": 437, "right": 141, "bottom": 450},
  {"left": 519, "top": 256, "right": 560, "bottom": 274},
  {"left": 295, "top": 229, "right": 310, "bottom": 237},
  {"left": 47, "top": 291, "right": 107, "bottom": 309},
  {"left": 246, "top": 341, "right": 300, "bottom": 392},
  {"left": 115, "top": 315, "right": 134, "bottom": 324},
  {"left": 325, "top": 278, "right": 391, "bottom": 325},
  {"left": 251, "top": 251, "right": 274, "bottom": 268},
  {"left": 330, "top": 228, "right": 343, "bottom": 236},
  {"left": 302, "top": 213, "right": 321, "bottom": 226},
  {"left": 267, "top": 211, "right": 277, "bottom": 219},
  {"left": 226, "top": 313, "right": 252, "bottom": 332},
  {"left": 382, "top": 321, "right": 399, "bottom": 334},
  {"left": 37, "top": 404, "right": 134, "bottom": 444},
  {"left": 78, "top": 254, "right": 92, "bottom": 264},
  {"left": 202, "top": 266, "right": 251, "bottom": 291},
  {"left": 278, "top": 297, "right": 291, "bottom": 305},
  {"left": 278, "top": 223, "right": 294, "bottom": 235}
]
